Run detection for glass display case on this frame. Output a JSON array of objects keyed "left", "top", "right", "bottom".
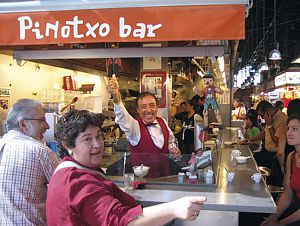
[{"left": 101, "top": 148, "right": 219, "bottom": 187}]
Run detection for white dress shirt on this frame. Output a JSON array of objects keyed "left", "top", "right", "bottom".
[{"left": 114, "top": 102, "right": 176, "bottom": 150}]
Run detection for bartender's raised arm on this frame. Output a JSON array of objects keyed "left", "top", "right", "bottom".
[{"left": 107, "top": 74, "right": 140, "bottom": 146}]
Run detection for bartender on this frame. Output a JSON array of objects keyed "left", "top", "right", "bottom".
[{"left": 107, "top": 75, "right": 180, "bottom": 177}]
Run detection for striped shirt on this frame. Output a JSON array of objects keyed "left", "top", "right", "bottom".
[{"left": 0, "top": 130, "right": 59, "bottom": 226}]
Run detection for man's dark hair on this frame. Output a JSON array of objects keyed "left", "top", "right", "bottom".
[
  {"left": 274, "top": 100, "right": 284, "bottom": 111},
  {"left": 180, "top": 101, "right": 187, "bottom": 107},
  {"left": 135, "top": 92, "right": 159, "bottom": 107},
  {"left": 256, "top": 100, "right": 274, "bottom": 114}
]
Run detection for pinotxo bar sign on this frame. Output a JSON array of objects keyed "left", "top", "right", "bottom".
[{"left": 0, "top": 5, "right": 245, "bottom": 45}]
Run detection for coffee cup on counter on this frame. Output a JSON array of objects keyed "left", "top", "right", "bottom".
[
  {"left": 231, "top": 149, "right": 241, "bottom": 158},
  {"left": 227, "top": 172, "right": 235, "bottom": 183},
  {"left": 251, "top": 173, "right": 262, "bottom": 183}
]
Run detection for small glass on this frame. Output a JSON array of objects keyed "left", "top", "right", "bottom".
[
  {"left": 168, "top": 139, "right": 182, "bottom": 162},
  {"left": 124, "top": 173, "right": 135, "bottom": 190}
]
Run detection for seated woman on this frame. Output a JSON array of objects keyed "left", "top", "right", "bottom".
[
  {"left": 261, "top": 114, "right": 300, "bottom": 226},
  {"left": 46, "top": 109, "right": 206, "bottom": 226},
  {"left": 242, "top": 111, "right": 261, "bottom": 150}
]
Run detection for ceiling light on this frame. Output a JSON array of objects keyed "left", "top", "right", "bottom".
[
  {"left": 269, "top": 0, "right": 281, "bottom": 61},
  {"left": 259, "top": 62, "right": 269, "bottom": 71},
  {"left": 269, "top": 49, "right": 281, "bottom": 60}
]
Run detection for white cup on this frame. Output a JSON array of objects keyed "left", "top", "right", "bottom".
[
  {"left": 251, "top": 173, "right": 262, "bottom": 183},
  {"left": 227, "top": 172, "right": 235, "bottom": 182},
  {"left": 231, "top": 149, "right": 241, "bottom": 158}
]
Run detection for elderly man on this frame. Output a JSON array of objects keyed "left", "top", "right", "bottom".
[
  {"left": 107, "top": 75, "right": 180, "bottom": 178},
  {"left": 250, "top": 100, "right": 287, "bottom": 187},
  {"left": 0, "top": 99, "right": 59, "bottom": 225}
]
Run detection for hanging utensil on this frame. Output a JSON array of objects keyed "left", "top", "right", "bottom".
[{"left": 60, "top": 97, "right": 78, "bottom": 113}]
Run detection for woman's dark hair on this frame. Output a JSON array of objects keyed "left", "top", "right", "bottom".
[
  {"left": 246, "top": 114, "right": 258, "bottom": 128},
  {"left": 56, "top": 109, "right": 104, "bottom": 159},
  {"left": 135, "top": 92, "right": 159, "bottom": 107},
  {"left": 287, "top": 113, "right": 300, "bottom": 125},
  {"left": 287, "top": 99, "right": 300, "bottom": 117}
]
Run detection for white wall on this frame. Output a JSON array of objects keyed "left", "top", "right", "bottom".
[{"left": 0, "top": 54, "right": 110, "bottom": 108}]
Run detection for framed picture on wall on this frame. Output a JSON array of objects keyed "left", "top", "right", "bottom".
[
  {"left": 0, "top": 87, "right": 11, "bottom": 110},
  {"left": 141, "top": 71, "right": 166, "bottom": 108}
]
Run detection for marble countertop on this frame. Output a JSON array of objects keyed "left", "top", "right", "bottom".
[
  {"left": 114, "top": 143, "right": 276, "bottom": 213},
  {"left": 109, "top": 129, "right": 276, "bottom": 214}
]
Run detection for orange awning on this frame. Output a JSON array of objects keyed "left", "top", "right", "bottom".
[{"left": 0, "top": 4, "right": 245, "bottom": 45}]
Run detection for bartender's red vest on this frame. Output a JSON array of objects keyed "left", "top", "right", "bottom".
[{"left": 130, "top": 117, "right": 170, "bottom": 178}]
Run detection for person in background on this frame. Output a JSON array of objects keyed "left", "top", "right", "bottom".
[
  {"left": 274, "top": 100, "right": 285, "bottom": 114},
  {"left": 107, "top": 75, "right": 180, "bottom": 178},
  {"left": 174, "top": 100, "right": 196, "bottom": 154},
  {"left": 261, "top": 114, "right": 300, "bottom": 226},
  {"left": 178, "top": 101, "right": 188, "bottom": 114},
  {"left": 0, "top": 98, "right": 59, "bottom": 226},
  {"left": 250, "top": 100, "right": 287, "bottom": 187},
  {"left": 46, "top": 109, "right": 206, "bottom": 226},
  {"left": 232, "top": 99, "right": 247, "bottom": 120},
  {"left": 284, "top": 98, "right": 300, "bottom": 169},
  {"left": 191, "top": 94, "right": 205, "bottom": 119},
  {"left": 242, "top": 112, "right": 261, "bottom": 150}
]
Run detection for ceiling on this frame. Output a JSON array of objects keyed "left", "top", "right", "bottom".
[
  {"left": 238, "top": 0, "right": 300, "bottom": 73},
  {"left": 1, "top": 41, "right": 228, "bottom": 80}
]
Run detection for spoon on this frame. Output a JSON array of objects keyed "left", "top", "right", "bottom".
[
  {"left": 60, "top": 97, "right": 78, "bottom": 112},
  {"left": 140, "top": 164, "right": 143, "bottom": 170},
  {"left": 242, "top": 156, "right": 251, "bottom": 159}
]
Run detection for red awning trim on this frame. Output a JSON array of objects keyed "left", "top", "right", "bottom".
[{"left": 0, "top": 5, "right": 245, "bottom": 45}]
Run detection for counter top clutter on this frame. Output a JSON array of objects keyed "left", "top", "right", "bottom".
[{"left": 101, "top": 128, "right": 276, "bottom": 226}]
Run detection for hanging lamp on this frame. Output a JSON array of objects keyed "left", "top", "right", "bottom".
[
  {"left": 269, "top": 0, "right": 281, "bottom": 60},
  {"left": 259, "top": 0, "right": 269, "bottom": 71}
]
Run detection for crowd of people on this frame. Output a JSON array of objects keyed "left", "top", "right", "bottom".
[
  {"left": 0, "top": 74, "right": 300, "bottom": 225},
  {"left": 0, "top": 74, "right": 207, "bottom": 225}
]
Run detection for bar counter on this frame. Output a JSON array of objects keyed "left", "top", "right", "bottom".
[{"left": 103, "top": 129, "right": 276, "bottom": 226}]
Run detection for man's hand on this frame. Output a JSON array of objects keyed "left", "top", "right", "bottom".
[{"left": 107, "top": 74, "right": 121, "bottom": 103}]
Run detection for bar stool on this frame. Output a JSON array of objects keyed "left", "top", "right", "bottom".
[
  {"left": 259, "top": 166, "right": 284, "bottom": 201},
  {"left": 259, "top": 166, "right": 271, "bottom": 183}
]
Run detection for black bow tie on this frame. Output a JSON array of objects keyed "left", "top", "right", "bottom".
[{"left": 145, "top": 123, "right": 158, "bottom": 127}]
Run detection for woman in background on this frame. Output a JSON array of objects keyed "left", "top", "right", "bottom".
[
  {"left": 242, "top": 112, "right": 261, "bottom": 150},
  {"left": 232, "top": 99, "right": 246, "bottom": 120},
  {"left": 261, "top": 114, "right": 300, "bottom": 226}
]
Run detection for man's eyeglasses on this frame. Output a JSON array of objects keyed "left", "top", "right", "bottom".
[{"left": 23, "top": 118, "right": 47, "bottom": 123}]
